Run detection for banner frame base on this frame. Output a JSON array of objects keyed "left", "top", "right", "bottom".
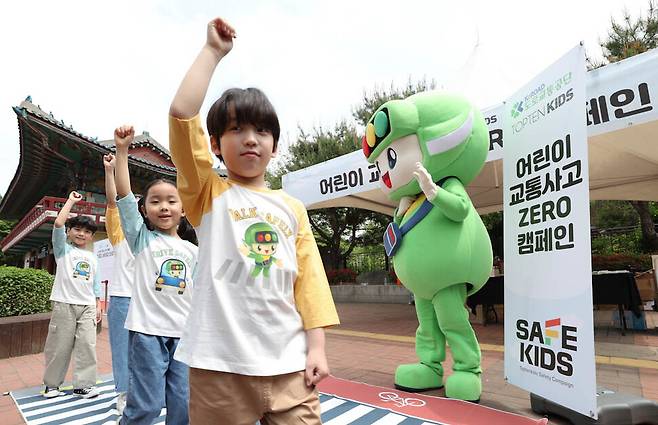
[{"left": 530, "top": 389, "right": 658, "bottom": 425}]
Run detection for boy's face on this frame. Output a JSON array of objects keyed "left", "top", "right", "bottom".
[
  {"left": 67, "top": 226, "right": 94, "bottom": 247},
  {"left": 212, "top": 107, "right": 276, "bottom": 185}
]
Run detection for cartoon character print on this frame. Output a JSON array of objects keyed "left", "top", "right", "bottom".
[
  {"left": 155, "top": 259, "right": 187, "bottom": 295},
  {"left": 72, "top": 261, "right": 91, "bottom": 281},
  {"left": 238, "top": 222, "right": 283, "bottom": 278}
]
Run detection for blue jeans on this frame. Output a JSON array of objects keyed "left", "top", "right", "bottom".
[
  {"left": 121, "top": 331, "right": 189, "bottom": 425},
  {"left": 108, "top": 296, "right": 130, "bottom": 393}
]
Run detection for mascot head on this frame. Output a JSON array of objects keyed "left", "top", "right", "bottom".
[{"left": 362, "top": 91, "right": 489, "bottom": 201}]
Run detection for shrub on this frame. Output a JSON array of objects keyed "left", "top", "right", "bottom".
[
  {"left": 0, "top": 267, "right": 54, "bottom": 317},
  {"left": 591, "top": 254, "right": 652, "bottom": 272},
  {"left": 325, "top": 268, "right": 357, "bottom": 285}
]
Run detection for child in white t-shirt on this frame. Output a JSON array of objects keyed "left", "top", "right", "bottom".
[
  {"left": 103, "top": 153, "right": 133, "bottom": 415},
  {"left": 113, "top": 125, "right": 198, "bottom": 425},
  {"left": 43, "top": 191, "right": 101, "bottom": 399},
  {"left": 169, "top": 17, "right": 339, "bottom": 424}
]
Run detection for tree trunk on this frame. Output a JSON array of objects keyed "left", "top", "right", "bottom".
[{"left": 629, "top": 201, "right": 658, "bottom": 252}]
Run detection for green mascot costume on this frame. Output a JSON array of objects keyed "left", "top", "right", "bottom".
[{"left": 362, "top": 91, "right": 493, "bottom": 402}]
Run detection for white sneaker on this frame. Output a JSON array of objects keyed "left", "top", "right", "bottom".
[
  {"left": 116, "top": 392, "right": 127, "bottom": 415},
  {"left": 43, "top": 386, "right": 63, "bottom": 398},
  {"left": 73, "top": 387, "right": 100, "bottom": 399}
]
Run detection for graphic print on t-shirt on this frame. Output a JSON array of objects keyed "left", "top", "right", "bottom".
[
  {"left": 238, "top": 222, "right": 283, "bottom": 278},
  {"left": 72, "top": 261, "right": 91, "bottom": 281},
  {"left": 155, "top": 258, "right": 187, "bottom": 294}
]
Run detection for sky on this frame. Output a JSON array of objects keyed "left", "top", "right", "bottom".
[{"left": 0, "top": 0, "right": 644, "bottom": 196}]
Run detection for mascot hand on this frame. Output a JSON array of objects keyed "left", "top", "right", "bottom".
[
  {"left": 413, "top": 162, "right": 438, "bottom": 201},
  {"left": 397, "top": 196, "right": 415, "bottom": 217},
  {"left": 275, "top": 259, "right": 283, "bottom": 267}
]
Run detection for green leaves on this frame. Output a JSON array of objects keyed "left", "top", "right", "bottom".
[{"left": 0, "top": 267, "right": 54, "bottom": 317}]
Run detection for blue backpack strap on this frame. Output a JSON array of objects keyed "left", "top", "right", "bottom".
[{"left": 383, "top": 177, "right": 454, "bottom": 257}]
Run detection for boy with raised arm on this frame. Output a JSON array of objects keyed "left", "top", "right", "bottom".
[
  {"left": 43, "top": 191, "right": 101, "bottom": 399},
  {"left": 169, "top": 17, "right": 339, "bottom": 424}
]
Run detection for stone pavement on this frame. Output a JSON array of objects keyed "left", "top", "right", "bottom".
[{"left": 1, "top": 303, "right": 657, "bottom": 425}]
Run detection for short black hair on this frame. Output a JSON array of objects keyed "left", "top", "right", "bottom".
[
  {"left": 65, "top": 215, "right": 98, "bottom": 234},
  {"left": 206, "top": 87, "right": 280, "bottom": 162}
]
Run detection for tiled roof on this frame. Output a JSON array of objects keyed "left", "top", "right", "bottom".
[{"left": 12, "top": 96, "right": 175, "bottom": 172}]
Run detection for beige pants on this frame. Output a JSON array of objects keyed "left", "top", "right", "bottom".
[
  {"left": 189, "top": 368, "right": 321, "bottom": 425},
  {"left": 43, "top": 301, "right": 97, "bottom": 388}
]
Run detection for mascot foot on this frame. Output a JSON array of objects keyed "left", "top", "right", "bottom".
[
  {"left": 445, "top": 371, "right": 481, "bottom": 402},
  {"left": 394, "top": 363, "right": 443, "bottom": 392}
]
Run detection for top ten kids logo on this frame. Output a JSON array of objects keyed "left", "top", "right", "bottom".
[{"left": 516, "top": 317, "right": 577, "bottom": 376}]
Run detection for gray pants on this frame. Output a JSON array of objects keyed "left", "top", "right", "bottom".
[{"left": 43, "top": 301, "right": 97, "bottom": 388}]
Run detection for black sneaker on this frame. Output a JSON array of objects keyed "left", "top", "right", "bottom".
[
  {"left": 73, "top": 387, "right": 100, "bottom": 399},
  {"left": 43, "top": 386, "right": 63, "bottom": 398}
]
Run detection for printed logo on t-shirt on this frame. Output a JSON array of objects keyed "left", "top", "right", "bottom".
[
  {"left": 238, "top": 222, "right": 283, "bottom": 278},
  {"left": 72, "top": 261, "right": 91, "bottom": 281},
  {"left": 155, "top": 259, "right": 187, "bottom": 295}
]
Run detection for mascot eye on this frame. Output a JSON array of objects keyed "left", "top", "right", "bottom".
[
  {"left": 374, "top": 110, "right": 389, "bottom": 137},
  {"left": 387, "top": 148, "right": 397, "bottom": 169}
]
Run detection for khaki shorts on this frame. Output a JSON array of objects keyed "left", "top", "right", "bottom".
[{"left": 189, "top": 368, "right": 321, "bottom": 425}]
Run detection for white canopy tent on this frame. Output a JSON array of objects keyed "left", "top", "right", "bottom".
[{"left": 283, "top": 48, "right": 658, "bottom": 215}]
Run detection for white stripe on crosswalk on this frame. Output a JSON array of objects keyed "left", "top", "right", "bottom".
[
  {"left": 323, "top": 404, "right": 375, "bottom": 424},
  {"left": 61, "top": 408, "right": 119, "bottom": 425},
  {"left": 29, "top": 399, "right": 118, "bottom": 425},
  {"left": 18, "top": 383, "right": 116, "bottom": 410},
  {"left": 320, "top": 397, "right": 346, "bottom": 413},
  {"left": 25, "top": 392, "right": 117, "bottom": 417},
  {"left": 370, "top": 412, "right": 408, "bottom": 425}
]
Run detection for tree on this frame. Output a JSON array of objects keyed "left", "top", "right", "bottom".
[
  {"left": 597, "top": 1, "right": 658, "bottom": 252},
  {"left": 0, "top": 219, "right": 20, "bottom": 266},
  {"left": 269, "top": 79, "right": 435, "bottom": 269}
]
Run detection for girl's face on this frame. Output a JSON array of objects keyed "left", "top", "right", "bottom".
[{"left": 141, "top": 182, "right": 184, "bottom": 234}]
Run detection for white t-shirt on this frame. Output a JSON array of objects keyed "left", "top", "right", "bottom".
[
  {"left": 105, "top": 206, "right": 134, "bottom": 298},
  {"left": 117, "top": 193, "right": 198, "bottom": 338},
  {"left": 50, "top": 226, "right": 100, "bottom": 306},
  {"left": 170, "top": 115, "right": 339, "bottom": 376}
]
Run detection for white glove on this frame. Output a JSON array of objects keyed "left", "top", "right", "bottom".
[
  {"left": 413, "top": 162, "right": 439, "bottom": 201},
  {"left": 397, "top": 196, "right": 415, "bottom": 217}
]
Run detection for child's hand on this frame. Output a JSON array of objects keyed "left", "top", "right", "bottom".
[
  {"left": 114, "top": 125, "right": 135, "bottom": 150},
  {"left": 69, "top": 191, "right": 83, "bottom": 203},
  {"left": 207, "top": 17, "right": 236, "bottom": 57},
  {"left": 103, "top": 153, "right": 116, "bottom": 171},
  {"left": 305, "top": 349, "right": 330, "bottom": 387}
]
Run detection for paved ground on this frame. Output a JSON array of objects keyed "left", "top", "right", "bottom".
[{"left": 1, "top": 303, "right": 657, "bottom": 424}]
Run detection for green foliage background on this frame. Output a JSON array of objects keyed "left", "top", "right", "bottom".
[{"left": 0, "top": 266, "right": 54, "bottom": 317}]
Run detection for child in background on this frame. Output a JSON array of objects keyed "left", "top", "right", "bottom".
[
  {"left": 113, "top": 125, "right": 198, "bottom": 425},
  {"left": 169, "top": 17, "right": 339, "bottom": 424},
  {"left": 103, "top": 153, "right": 133, "bottom": 415},
  {"left": 43, "top": 191, "right": 101, "bottom": 399}
]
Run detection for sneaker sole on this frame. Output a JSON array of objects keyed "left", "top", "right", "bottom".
[{"left": 43, "top": 390, "right": 63, "bottom": 398}]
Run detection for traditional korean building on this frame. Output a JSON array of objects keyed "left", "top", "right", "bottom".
[{"left": 0, "top": 96, "right": 177, "bottom": 273}]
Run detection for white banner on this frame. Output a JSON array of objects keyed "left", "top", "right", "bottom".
[
  {"left": 282, "top": 150, "right": 381, "bottom": 206},
  {"left": 503, "top": 45, "right": 596, "bottom": 418},
  {"left": 93, "top": 238, "right": 115, "bottom": 302},
  {"left": 283, "top": 48, "right": 658, "bottom": 209}
]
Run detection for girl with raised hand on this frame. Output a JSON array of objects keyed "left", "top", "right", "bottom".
[{"left": 113, "top": 125, "right": 198, "bottom": 425}]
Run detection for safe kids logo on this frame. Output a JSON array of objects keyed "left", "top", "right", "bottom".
[{"left": 516, "top": 317, "right": 577, "bottom": 376}]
